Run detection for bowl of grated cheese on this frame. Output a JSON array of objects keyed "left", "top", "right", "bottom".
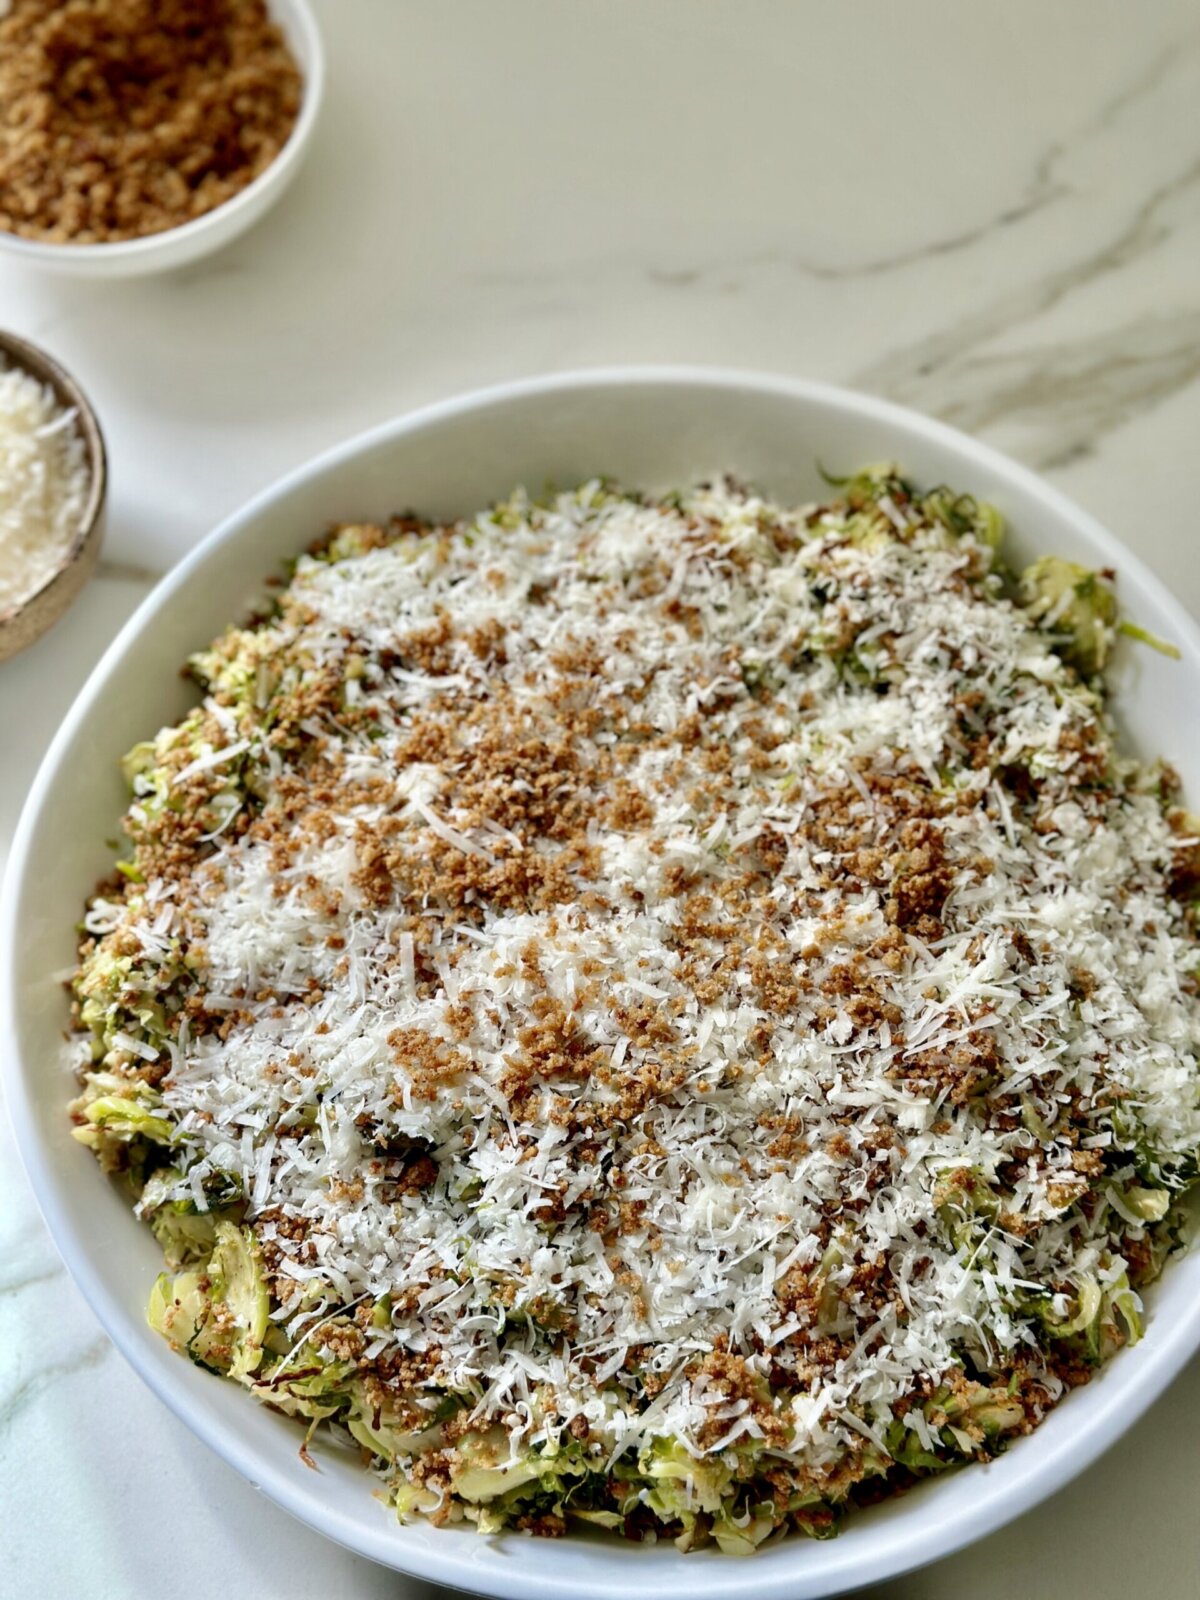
[
  {"left": 3, "top": 368, "right": 1200, "bottom": 1600},
  {"left": 0, "top": 330, "right": 106, "bottom": 661}
]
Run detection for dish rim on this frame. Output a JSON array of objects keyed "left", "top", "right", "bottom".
[{"left": 4, "top": 364, "right": 1200, "bottom": 1599}]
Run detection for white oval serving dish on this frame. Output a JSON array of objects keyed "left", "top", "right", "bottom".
[{"left": 4, "top": 368, "right": 1199, "bottom": 1599}]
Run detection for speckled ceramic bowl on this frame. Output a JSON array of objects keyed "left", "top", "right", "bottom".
[
  {"left": 0, "top": 331, "right": 107, "bottom": 662},
  {"left": 4, "top": 370, "right": 1200, "bottom": 1599}
]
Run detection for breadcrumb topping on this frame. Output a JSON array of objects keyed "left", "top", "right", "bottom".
[
  {"left": 0, "top": 0, "right": 301, "bottom": 245},
  {"left": 71, "top": 474, "right": 1200, "bottom": 1546}
]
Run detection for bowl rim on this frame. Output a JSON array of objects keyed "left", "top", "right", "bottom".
[
  {"left": 0, "top": 0, "right": 324, "bottom": 267},
  {"left": 0, "top": 328, "right": 107, "bottom": 627},
  {"left": 5, "top": 365, "right": 1200, "bottom": 1599}
]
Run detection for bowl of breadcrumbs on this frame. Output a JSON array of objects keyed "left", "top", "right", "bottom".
[{"left": 0, "top": 0, "right": 323, "bottom": 276}]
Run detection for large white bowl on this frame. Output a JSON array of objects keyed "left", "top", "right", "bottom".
[
  {"left": 5, "top": 369, "right": 1200, "bottom": 1599},
  {"left": 0, "top": 0, "right": 323, "bottom": 278}
]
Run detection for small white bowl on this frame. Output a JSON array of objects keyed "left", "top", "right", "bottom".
[
  {"left": 4, "top": 369, "right": 1200, "bottom": 1599},
  {"left": 0, "top": 0, "right": 323, "bottom": 278}
]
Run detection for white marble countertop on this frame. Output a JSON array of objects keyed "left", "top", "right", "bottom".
[{"left": 3, "top": 3, "right": 1200, "bottom": 1596}]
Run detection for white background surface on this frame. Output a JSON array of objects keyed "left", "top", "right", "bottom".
[{"left": 3, "top": 3, "right": 1200, "bottom": 1597}]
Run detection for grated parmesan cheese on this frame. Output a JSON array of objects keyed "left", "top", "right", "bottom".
[
  {"left": 0, "top": 359, "right": 89, "bottom": 616},
  {"left": 70, "top": 471, "right": 1200, "bottom": 1548}
]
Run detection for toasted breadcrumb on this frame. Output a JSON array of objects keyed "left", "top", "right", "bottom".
[{"left": 0, "top": 0, "right": 301, "bottom": 244}]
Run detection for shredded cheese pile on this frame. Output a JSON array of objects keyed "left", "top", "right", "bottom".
[
  {"left": 0, "top": 359, "right": 89, "bottom": 615},
  {"left": 75, "top": 476, "right": 1200, "bottom": 1537}
]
